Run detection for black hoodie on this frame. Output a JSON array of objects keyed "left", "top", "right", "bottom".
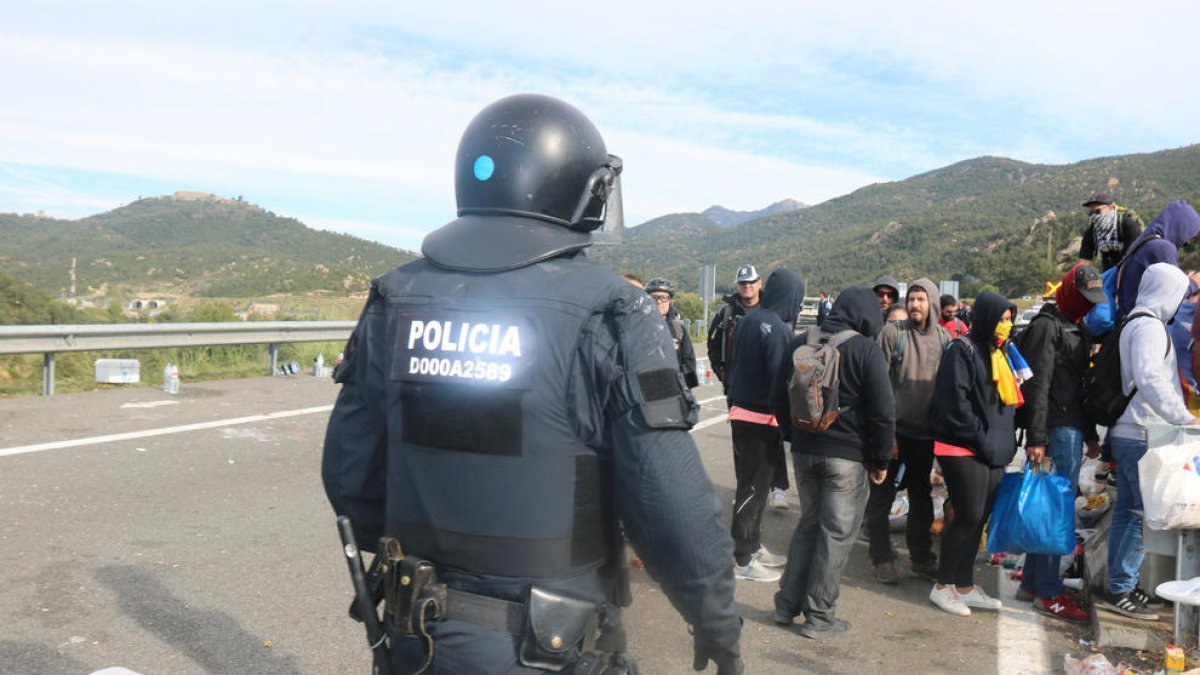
[
  {"left": 930, "top": 291, "right": 1019, "bottom": 467},
  {"left": 727, "top": 269, "right": 806, "bottom": 415},
  {"left": 777, "top": 286, "right": 895, "bottom": 470}
]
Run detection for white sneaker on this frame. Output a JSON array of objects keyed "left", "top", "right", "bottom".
[
  {"left": 734, "top": 559, "right": 783, "bottom": 582},
  {"left": 956, "top": 585, "right": 1002, "bottom": 610},
  {"left": 754, "top": 545, "right": 787, "bottom": 568},
  {"left": 769, "top": 488, "right": 790, "bottom": 510},
  {"left": 929, "top": 585, "right": 971, "bottom": 616}
]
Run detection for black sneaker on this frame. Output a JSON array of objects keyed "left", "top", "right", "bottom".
[
  {"left": 1130, "top": 587, "right": 1164, "bottom": 607},
  {"left": 911, "top": 559, "right": 938, "bottom": 582},
  {"left": 798, "top": 618, "right": 850, "bottom": 640},
  {"left": 773, "top": 608, "right": 796, "bottom": 627},
  {"left": 1103, "top": 591, "right": 1159, "bottom": 620}
]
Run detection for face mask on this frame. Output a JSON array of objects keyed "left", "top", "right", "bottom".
[{"left": 994, "top": 320, "right": 1013, "bottom": 343}]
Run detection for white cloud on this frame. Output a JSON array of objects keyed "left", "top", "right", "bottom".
[{"left": 2, "top": 0, "right": 1198, "bottom": 252}]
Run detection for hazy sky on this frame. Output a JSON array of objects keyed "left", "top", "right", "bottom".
[{"left": 3, "top": 1, "right": 1197, "bottom": 252}]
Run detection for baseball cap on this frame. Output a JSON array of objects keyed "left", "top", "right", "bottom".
[
  {"left": 735, "top": 264, "right": 761, "bottom": 283},
  {"left": 1073, "top": 265, "right": 1107, "bottom": 304},
  {"left": 1082, "top": 192, "right": 1114, "bottom": 207}
]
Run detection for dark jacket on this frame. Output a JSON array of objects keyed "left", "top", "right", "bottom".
[
  {"left": 931, "top": 292, "right": 1019, "bottom": 467},
  {"left": 1080, "top": 208, "right": 1143, "bottom": 271},
  {"left": 779, "top": 286, "right": 895, "bottom": 470},
  {"left": 667, "top": 314, "right": 699, "bottom": 388},
  {"left": 1115, "top": 200, "right": 1200, "bottom": 320},
  {"left": 323, "top": 253, "right": 741, "bottom": 657},
  {"left": 727, "top": 269, "right": 805, "bottom": 415},
  {"left": 1015, "top": 303, "right": 1098, "bottom": 446},
  {"left": 706, "top": 294, "right": 753, "bottom": 388}
]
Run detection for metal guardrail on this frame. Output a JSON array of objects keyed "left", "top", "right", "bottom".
[{"left": 0, "top": 321, "right": 356, "bottom": 396}]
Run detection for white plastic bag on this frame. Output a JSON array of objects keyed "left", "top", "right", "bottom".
[
  {"left": 1062, "top": 653, "right": 1117, "bottom": 675},
  {"left": 1138, "top": 440, "right": 1200, "bottom": 530},
  {"left": 1078, "top": 456, "right": 1106, "bottom": 497}
]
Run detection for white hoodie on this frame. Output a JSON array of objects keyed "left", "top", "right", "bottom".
[{"left": 1111, "top": 262, "right": 1194, "bottom": 440}]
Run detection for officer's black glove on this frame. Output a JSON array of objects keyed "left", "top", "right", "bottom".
[{"left": 692, "top": 643, "right": 743, "bottom": 674}]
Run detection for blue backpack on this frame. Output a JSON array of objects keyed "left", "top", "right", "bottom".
[{"left": 1082, "top": 233, "right": 1163, "bottom": 338}]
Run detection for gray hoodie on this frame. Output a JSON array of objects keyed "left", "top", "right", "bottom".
[
  {"left": 876, "top": 278, "right": 945, "bottom": 439},
  {"left": 1112, "top": 262, "right": 1194, "bottom": 440}
]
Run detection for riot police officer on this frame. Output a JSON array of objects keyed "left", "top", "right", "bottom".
[{"left": 322, "top": 94, "right": 743, "bottom": 674}]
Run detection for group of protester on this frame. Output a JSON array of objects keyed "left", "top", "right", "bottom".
[{"left": 634, "top": 193, "right": 1200, "bottom": 638}]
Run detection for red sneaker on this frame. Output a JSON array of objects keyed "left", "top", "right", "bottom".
[{"left": 1035, "top": 594, "right": 1089, "bottom": 623}]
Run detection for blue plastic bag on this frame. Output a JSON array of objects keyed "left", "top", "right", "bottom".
[
  {"left": 1082, "top": 266, "right": 1118, "bottom": 338},
  {"left": 986, "top": 463, "right": 1075, "bottom": 555}
]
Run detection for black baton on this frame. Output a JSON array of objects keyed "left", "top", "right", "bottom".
[{"left": 337, "top": 515, "right": 391, "bottom": 674}]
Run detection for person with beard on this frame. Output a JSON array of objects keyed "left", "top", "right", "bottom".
[
  {"left": 873, "top": 275, "right": 900, "bottom": 314},
  {"left": 864, "top": 278, "right": 949, "bottom": 585},
  {"left": 726, "top": 269, "right": 806, "bottom": 582},
  {"left": 1112, "top": 199, "right": 1200, "bottom": 321},
  {"left": 771, "top": 286, "right": 894, "bottom": 639},
  {"left": 1014, "top": 264, "right": 1106, "bottom": 623},
  {"left": 940, "top": 295, "right": 969, "bottom": 338},
  {"left": 927, "top": 292, "right": 1019, "bottom": 617},
  {"left": 1078, "top": 192, "right": 1144, "bottom": 272}
]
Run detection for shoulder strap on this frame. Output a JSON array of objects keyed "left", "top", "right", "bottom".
[
  {"left": 953, "top": 335, "right": 976, "bottom": 356},
  {"left": 893, "top": 322, "right": 910, "bottom": 361},
  {"left": 827, "top": 329, "right": 858, "bottom": 349},
  {"left": 934, "top": 323, "right": 951, "bottom": 347},
  {"left": 670, "top": 318, "right": 685, "bottom": 339},
  {"left": 1116, "top": 232, "right": 1163, "bottom": 291}
]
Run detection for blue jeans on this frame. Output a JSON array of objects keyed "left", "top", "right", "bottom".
[
  {"left": 774, "top": 454, "right": 868, "bottom": 627},
  {"left": 1022, "top": 426, "right": 1084, "bottom": 599},
  {"left": 1107, "top": 435, "right": 1148, "bottom": 595}
]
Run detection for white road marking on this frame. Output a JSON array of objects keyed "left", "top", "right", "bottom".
[
  {"left": 691, "top": 414, "right": 730, "bottom": 433},
  {"left": 996, "top": 561, "right": 1051, "bottom": 674},
  {"left": 120, "top": 400, "right": 181, "bottom": 409},
  {"left": 0, "top": 405, "right": 333, "bottom": 458}
]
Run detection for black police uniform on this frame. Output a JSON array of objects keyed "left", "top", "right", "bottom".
[{"left": 322, "top": 94, "right": 742, "bottom": 675}]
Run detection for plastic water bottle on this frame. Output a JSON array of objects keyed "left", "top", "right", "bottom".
[
  {"left": 314, "top": 353, "right": 325, "bottom": 376},
  {"left": 163, "top": 362, "right": 180, "bottom": 394}
]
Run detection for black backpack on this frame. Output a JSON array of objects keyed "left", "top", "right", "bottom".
[{"left": 1080, "top": 309, "right": 1159, "bottom": 427}]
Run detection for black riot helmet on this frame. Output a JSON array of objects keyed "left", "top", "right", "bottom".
[
  {"left": 645, "top": 277, "right": 675, "bottom": 297},
  {"left": 422, "top": 93, "right": 624, "bottom": 272}
]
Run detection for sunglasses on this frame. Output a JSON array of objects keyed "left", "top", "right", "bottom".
[
  {"left": 876, "top": 290, "right": 897, "bottom": 300},
  {"left": 651, "top": 295, "right": 671, "bottom": 304}
]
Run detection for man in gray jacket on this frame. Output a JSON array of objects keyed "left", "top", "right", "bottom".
[{"left": 862, "top": 277, "right": 948, "bottom": 584}]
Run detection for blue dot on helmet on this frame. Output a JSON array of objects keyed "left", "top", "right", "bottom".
[{"left": 473, "top": 155, "right": 495, "bottom": 181}]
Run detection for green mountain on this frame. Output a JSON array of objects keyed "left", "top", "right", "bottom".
[
  {"left": 0, "top": 192, "right": 417, "bottom": 299},
  {"left": 0, "top": 269, "right": 86, "bottom": 325},
  {"left": 597, "top": 145, "right": 1200, "bottom": 298}
]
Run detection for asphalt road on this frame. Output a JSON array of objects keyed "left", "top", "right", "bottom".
[{"left": 0, "top": 375, "right": 1079, "bottom": 674}]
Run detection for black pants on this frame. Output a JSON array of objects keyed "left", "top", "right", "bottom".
[
  {"left": 769, "top": 433, "right": 789, "bottom": 492},
  {"left": 731, "top": 421, "right": 780, "bottom": 565},
  {"left": 863, "top": 435, "right": 936, "bottom": 565},
  {"left": 936, "top": 455, "right": 1002, "bottom": 587},
  {"left": 726, "top": 398, "right": 788, "bottom": 492}
]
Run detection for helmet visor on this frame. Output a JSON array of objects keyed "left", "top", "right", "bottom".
[{"left": 581, "top": 155, "right": 624, "bottom": 245}]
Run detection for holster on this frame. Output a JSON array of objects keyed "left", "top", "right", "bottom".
[
  {"left": 518, "top": 587, "right": 597, "bottom": 672},
  {"left": 385, "top": 553, "right": 446, "bottom": 635}
]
